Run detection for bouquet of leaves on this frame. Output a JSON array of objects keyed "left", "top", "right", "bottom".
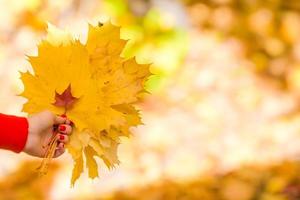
[{"left": 20, "top": 22, "right": 151, "bottom": 185}]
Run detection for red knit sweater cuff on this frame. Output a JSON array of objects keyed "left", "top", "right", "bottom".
[{"left": 0, "top": 114, "right": 29, "bottom": 153}]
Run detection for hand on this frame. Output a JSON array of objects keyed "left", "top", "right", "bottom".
[{"left": 23, "top": 110, "right": 73, "bottom": 158}]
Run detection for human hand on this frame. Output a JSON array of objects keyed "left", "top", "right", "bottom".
[{"left": 23, "top": 110, "right": 73, "bottom": 158}]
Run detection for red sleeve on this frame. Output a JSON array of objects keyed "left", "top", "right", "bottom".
[{"left": 0, "top": 113, "right": 29, "bottom": 153}]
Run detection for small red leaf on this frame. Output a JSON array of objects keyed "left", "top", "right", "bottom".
[{"left": 53, "top": 85, "right": 78, "bottom": 109}]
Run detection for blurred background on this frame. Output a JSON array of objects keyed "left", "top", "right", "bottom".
[{"left": 1, "top": 0, "right": 300, "bottom": 199}]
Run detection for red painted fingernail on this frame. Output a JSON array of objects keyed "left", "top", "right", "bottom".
[
  {"left": 61, "top": 114, "right": 67, "bottom": 118},
  {"left": 59, "top": 135, "right": 65, "bottom": 140},
  {"left": 59, "top": 125, "right": 66, "bottom": 131}
]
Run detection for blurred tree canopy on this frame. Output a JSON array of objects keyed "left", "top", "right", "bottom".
[
  {"left": 0, "top": 161, "right": 59, "bottom": 200},
  {"left": 2, "top": 0, "right": 300, "bottom": 199},
  {"left": 103, "top": 0, "right": 188, "bottom": 92},
  {"left": 185, "top": 0, "right": 300, "bottom": 95},
  {"left": 105, "top": 161, "right": 300, "bottom": 200}
]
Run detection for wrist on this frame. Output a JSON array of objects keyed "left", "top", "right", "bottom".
[{"left": 23, "top": 117, "right": 37, "bottom": 154}]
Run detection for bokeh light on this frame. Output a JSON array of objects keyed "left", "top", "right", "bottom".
[{"left": 1, "top": 0, "right": 300, "bottom": 199}]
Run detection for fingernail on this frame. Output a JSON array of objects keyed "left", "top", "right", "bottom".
[
  {"left": 59, "top": 125, "right": 66, "bottom": 131},
  {"left": 61, "top": 114, "right": 67, "bottom": 118},
  {"left": 59, "top": 135, "right": 65, "bottom": 140}
]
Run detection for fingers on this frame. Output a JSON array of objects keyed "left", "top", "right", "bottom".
[
  {"left": 58, "top": 124, "right": 72, "bottom": 135},
  {"left": 40, "top": 110, "right": 75, "bottom": 128},
  {"left": 53, "top": 138, "right": 67, "bottom": 158},
  {"left": 54, "top": 142, "right": 65, "bottom": 158},
  {"left": 58, "top": 114, "right": 74, "bottom": 126},
  {"left": 52, "top": 124, "right": 70, "bottom": 158},
  {"left": 54, "top": 115, "right": 67, "bottom": 125},
  {"left": 43, "top": 112, "right": 73, "bottom": 158},
  {"left": 53, "top": 114, "right": 73, "bottom": 136},
  {"left": 61, "top": 115, "right": 73, "bottom": 126},
  {"left": 53, "top": 124, "right": 71, "bottom": 158},
  {"left": 57, "top": 134, "right": 69, "bottom": 143}
]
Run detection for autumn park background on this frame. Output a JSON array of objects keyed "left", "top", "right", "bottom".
[{"left": 1, "top": 0, "right": 300, "bottom": 199}]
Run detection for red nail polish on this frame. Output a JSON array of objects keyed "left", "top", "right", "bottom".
[
  {"left": 59, "top": 135, "right": 65, "bottom": 140},
  {"left": 59, "top": 125, "right": 66, "bottom": 131},
  {"left": 61, "top": 114, "right": 67, "bottom": 118}
]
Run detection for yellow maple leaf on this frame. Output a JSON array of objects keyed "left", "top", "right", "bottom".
[{"left": 20, "top": 22, "right": 151, "bottom": 186}]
